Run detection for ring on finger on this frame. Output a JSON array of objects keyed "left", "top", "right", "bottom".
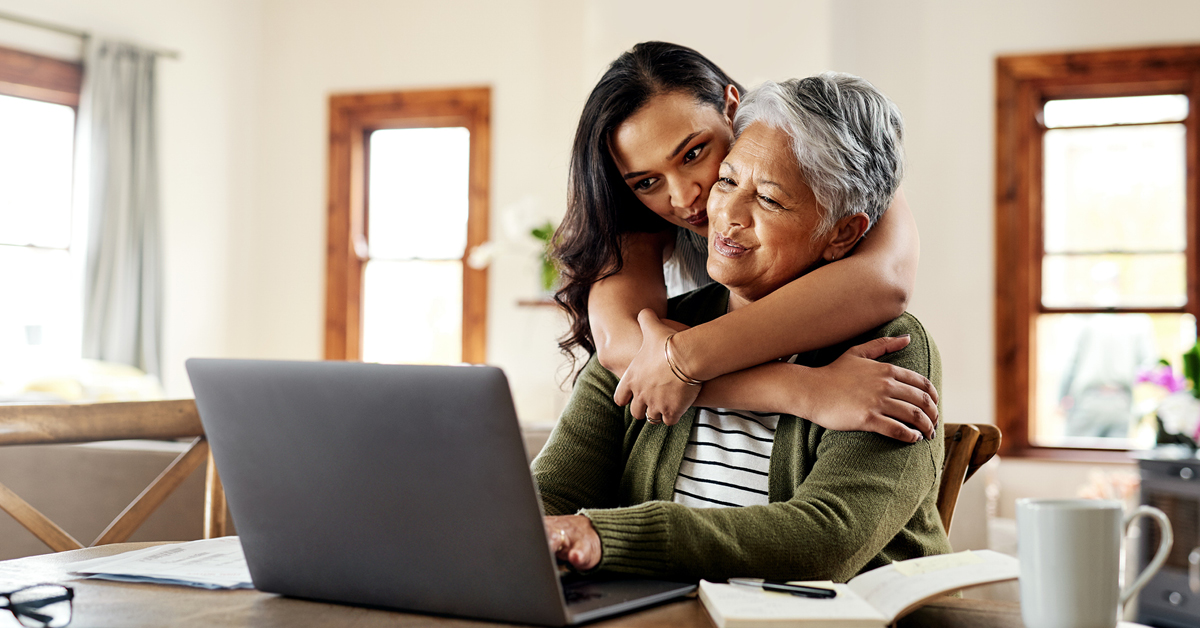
[{"left": 557, "top": 528, "right": 568, "bottom": 550}]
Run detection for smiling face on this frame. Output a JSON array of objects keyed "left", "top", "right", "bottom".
[
  {"left": 707, "top": 122, "right": 868, "bottom": 309},
  {"left": 609, "top": 89, "right": 737, "bottom": 236}
]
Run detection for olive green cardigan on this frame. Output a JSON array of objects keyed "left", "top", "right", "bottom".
[{"left": 531, "top": 284, "right": 952, "bottom": 582}]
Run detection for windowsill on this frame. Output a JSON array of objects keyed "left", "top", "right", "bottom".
[
  {"left": 1000, "top": 447, "right": 1138, "bottom": 464},
  {"left": 516, "top": 298, "right": 556, "bottom": 307}
]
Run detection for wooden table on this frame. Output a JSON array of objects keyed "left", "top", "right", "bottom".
[{"left": 0, "top": 543, "right": 1031, "bottom": 628}]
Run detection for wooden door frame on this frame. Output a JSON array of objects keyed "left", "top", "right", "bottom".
[{"left": 325, "top": 87, "right": 490, "bottom": 363}]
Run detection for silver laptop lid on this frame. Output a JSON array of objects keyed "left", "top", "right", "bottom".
[{"left": 186, "top": 359, "right": 569, "bottom": 626}]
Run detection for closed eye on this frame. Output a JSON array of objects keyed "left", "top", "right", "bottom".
[{"left": 758, "top": 194, "right": 783, "bottom": 209}]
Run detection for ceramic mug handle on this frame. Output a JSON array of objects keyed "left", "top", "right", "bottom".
[
  {"left": 1120, "top": 505, "right": 1173, "bottom": 606},
  {"left": 1189, "top": 548, "right": 1200, "bottom": 594}
]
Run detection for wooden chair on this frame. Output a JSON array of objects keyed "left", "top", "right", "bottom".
[
  {"left": 937, "top": 423, "right": 1002, "bottom": 534},
  {"left": 0, "top": 400, "right": 226, "bottom": 552}
]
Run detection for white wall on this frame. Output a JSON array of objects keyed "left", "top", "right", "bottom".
[{"left": 581, "top": 0, "right": 833, "bottom": 88}]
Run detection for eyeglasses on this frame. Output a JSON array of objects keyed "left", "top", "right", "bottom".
[{"left": 0, "top": 584, "right": 74, "bottom": 628}]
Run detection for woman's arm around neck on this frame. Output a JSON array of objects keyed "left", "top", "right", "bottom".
[
  {"left": 587, "top": 230, "right": 673, "bottom": 375},
  {"left": 674, "top": 188, "right": 919, "bottom": 380}
]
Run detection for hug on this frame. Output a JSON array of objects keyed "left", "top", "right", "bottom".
[{"left": 534, "top": 72, "right": 952, "bottom": 582}]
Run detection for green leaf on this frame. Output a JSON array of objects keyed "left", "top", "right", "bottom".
[
  {"left": 531, "top": 220, "right": 555, "bottom": 243},
  {"left": 1183, "top": 341, "right": 1200, "bottom": 399}
]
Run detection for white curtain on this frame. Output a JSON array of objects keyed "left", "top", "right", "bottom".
[{"left": 78, "top": 38, "right": 162, "bottom": 378}]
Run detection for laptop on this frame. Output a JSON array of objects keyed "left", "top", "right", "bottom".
[{"left": 185, "top": 358, "right": 695, "bottom": 626}]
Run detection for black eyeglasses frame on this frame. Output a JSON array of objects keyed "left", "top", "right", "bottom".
[{"left": 0, "top": 584, "right": 75, "bottom": 628}]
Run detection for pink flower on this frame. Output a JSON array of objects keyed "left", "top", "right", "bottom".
[{"left": 1137, "top": 364, "right": 1188, "bottom": 394}]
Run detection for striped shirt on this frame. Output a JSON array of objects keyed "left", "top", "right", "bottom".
[
  {"left": 673, "top": 407, "right": 781, "bottom": 508},
  {"left": 672, "top": 354, "right": 801, "bottom": 508},
  {"left": 663, "top": 228, "right": 712, "bottom": 297}
]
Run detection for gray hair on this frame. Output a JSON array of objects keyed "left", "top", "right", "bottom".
[{"left": 733, "top": 73, "right": 904, "bottom": 237}]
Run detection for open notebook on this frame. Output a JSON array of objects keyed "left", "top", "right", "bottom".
[{"left": 699, "top": 550, "right": 1018, "bottom": 628}]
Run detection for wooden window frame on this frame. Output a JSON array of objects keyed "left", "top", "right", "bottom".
[
  {"left": 995, "top": 46, "right": 1200, "bottom": 459},
  {"left": 0, "top": 44, "right": 81, "bottom": 107},
  {"left": 325, "top": 87, "right": 490, "bottom": 363},
  {"left": 0, "top": 43, "right": 83, "bottom": 326}
]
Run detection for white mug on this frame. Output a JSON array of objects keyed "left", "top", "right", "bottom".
[{"left": 1017, "top": 499, "right": 1172, "bottom": 628}]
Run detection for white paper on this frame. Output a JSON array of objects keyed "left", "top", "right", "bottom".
[
  {"left": 69, "top": 536, "right": 253, "bottom": 590},
  {"left": 890, "top": 550, "right": 985, "bottom": 576},
  {"left": 698, "top": 580, "right": 887, "bottom": 628},
  {"left": 847, "top": 550, "right": 1019, "bottom": 622}
]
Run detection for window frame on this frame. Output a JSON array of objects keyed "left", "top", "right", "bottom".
[
  {"left": 325, "top": 87, "right": 490, "bottom": 363},
  {"left": 0, "top": 44, "right": 81, "bottom": 107},
  {"left": 0, "top": 45, "right": 82, "bottom": 360},
  {"left": 995, "top": 46, "right": 1200, "bottom": 459}
]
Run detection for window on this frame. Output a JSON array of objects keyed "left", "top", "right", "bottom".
[
  {"left": 325, "top": 88, "right": 489, "bottom": 364},
  {"left": 0, "top": 45, "right": 83, "bottom": 368},
  {"left": 996, "top": 46, "right": 1200, "bottom": 457}
]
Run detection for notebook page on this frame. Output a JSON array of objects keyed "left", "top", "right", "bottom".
[
  {"left": 698, "top": 580, "right": 886, "bottom": 628},
  {"left": 845, "top": 550, "right": 1019, "bottom": 622}
]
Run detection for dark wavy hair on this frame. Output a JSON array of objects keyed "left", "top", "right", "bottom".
[{"left": 552, "top": 42, "right": 742, "bottom": 374}]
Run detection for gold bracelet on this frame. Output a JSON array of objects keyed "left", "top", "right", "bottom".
[{"left": 664, "top": 333, "right": 704, "bottom": 386}]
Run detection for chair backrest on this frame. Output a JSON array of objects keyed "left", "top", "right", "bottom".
[
  {"left": 0, "top": 400, "right": 226, "bottom": 552},
  {"left": 938, "top": 423, "right": 1001, "bottom": 535}
]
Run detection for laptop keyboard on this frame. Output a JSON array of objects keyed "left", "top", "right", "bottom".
[
  {"left": 560, "top": 568, "right": 606, "bottom": 605},
  {"left": 563, "top": 584, "right": 603, "bottom": 604}
]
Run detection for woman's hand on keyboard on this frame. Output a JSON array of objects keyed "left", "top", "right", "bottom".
[{"left": 544, "top": 514, "right": 601, "bottom": 571}]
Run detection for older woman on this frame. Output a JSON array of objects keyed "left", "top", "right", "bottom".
[{"left": 532, "top": 73, "right": 951, "bottom": 583}]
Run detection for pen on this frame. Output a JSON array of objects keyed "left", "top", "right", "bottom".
[{"left": 727, "top": 578, "right": 837, "bottom": 599}]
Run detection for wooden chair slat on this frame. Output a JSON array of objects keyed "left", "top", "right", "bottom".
[
  {"left": 92, "top": 438, "right": 211, "bottom": 546},
  {"left": 964, "top": 424, "right": 1002, "bottom": 485},
  {"left": 0, "top": 480, "right": 84, "bottom": 552},
  {"left": 0, "top": 400, "right": 203, "bottom": 446},
  {"left": 204, "top": 451, "right": 227, "bottom": 539},
  {"left": 938, "top": 423, "right": 1002, "bottom": 536},
  {"left": 0, "top": 400, "right": 226, "bottom": 553}
]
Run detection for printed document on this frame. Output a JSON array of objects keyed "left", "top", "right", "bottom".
[{"left": 69, "top": 536, "right": 253, "bottom": 589}]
